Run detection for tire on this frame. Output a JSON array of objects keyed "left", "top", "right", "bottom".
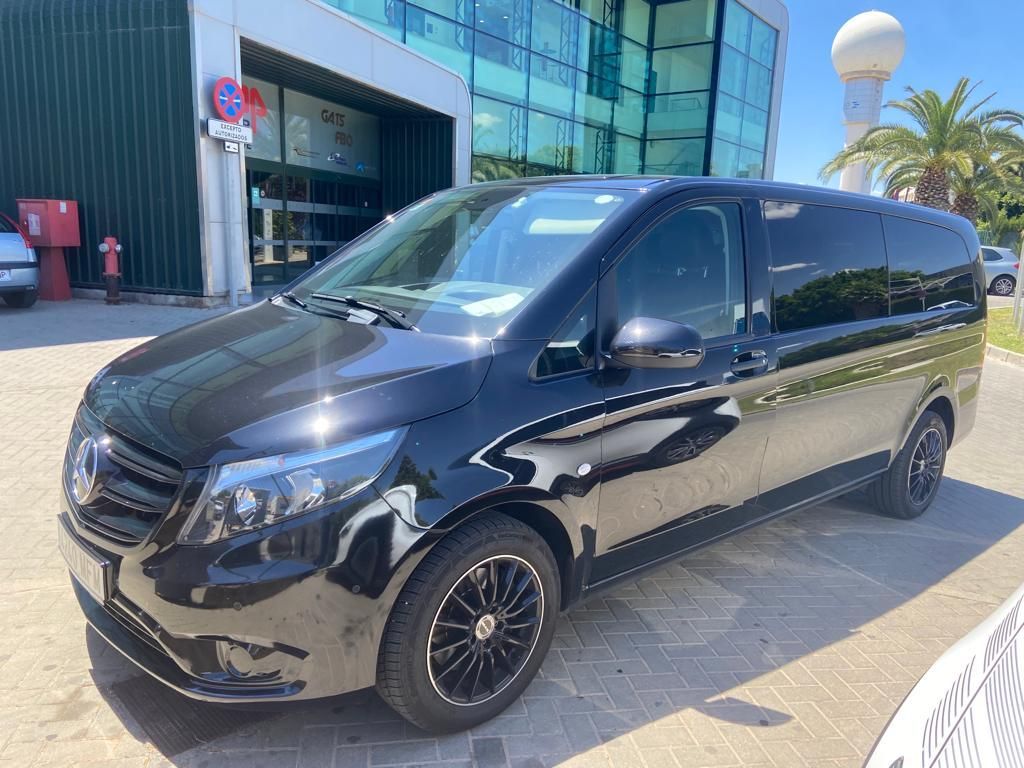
[
  {"left": 866, "top": 411, "right": 948, "bottom": 519},
  {"left": 376, "top": 513, "right": 559, "bottom": 733},
  {"left": 3, "top": 289, "right": 37, "bottom": 308},
  {"left": 991, "top": 275, "right": 1016, "bottom": 296}
]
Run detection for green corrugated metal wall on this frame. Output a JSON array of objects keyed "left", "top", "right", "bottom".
[
  {"left": 381, "top": 119, "right": 454, "bottom": 215},
  {"left": 0, "top": 0, "right": 202, "bottom": 295}
]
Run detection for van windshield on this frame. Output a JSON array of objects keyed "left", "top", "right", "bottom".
[{"left": 290, "top": 185, "right": 634, "bottom": 337}]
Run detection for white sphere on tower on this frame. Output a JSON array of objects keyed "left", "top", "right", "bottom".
[
  {"left": 831, "top": 11, "right": 906, "bottom": 194},
  {"left": 832, "top": 11, "right": 906, "bottom": 81}
]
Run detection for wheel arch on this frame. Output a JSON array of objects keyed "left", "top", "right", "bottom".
[{"left": 900, "top": 383, "right": 956, "bottom": 451}]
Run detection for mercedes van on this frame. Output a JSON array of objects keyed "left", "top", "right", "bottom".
[{"left": 58, "top": 177, "right": 985, "bottom": 732}]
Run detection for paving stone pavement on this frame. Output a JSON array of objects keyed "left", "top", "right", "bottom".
[{"left": 2, "top": 299, "right": 1023, "bottom": 768}]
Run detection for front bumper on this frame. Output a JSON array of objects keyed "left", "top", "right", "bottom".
[
  {"left": 0, "top": 263, "right": 38, "bottom": 293},
  {"left": 60, "top": 480, "right": 435, "bottom": 703}
]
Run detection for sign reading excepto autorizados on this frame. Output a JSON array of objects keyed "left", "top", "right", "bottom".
[{"left": 207, "top": 119, "right": 253, "bottom": 144}]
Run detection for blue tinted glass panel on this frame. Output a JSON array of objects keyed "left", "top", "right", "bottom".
[
  {"left": 619, "top": 37, "right": 648, "bottom": 92},
  {"left": 649, "top": 44, "right": 713, "bottom": 94},
  {"left": 530, "top": 0, "right": 577, "bottom": 64},
  {"left": 327, "top": 0, "right": 406, "bottom": 39},
  {"left": 472, "top": 95, "right": 525, "bottom": 159},
  {"left": 740, "top": 105, "right": 767, "bottom": 151},
  {"left": 750, "top": 15, "right": 778, "bottom": 67},
  {"left": 652, "top": 0, "right": 716, "bottom": 47},
  {"left": 474, "top": 32, "right": 528, "bottom": 104},
  {"left": 737, "top": 146, "right": 764, "bottom": 178},
  {"left": 613, "top": 133, "right": 642, "bottom": 173},
  {"left": 527, "top": 110, "right": 574, "bottom": 169},
  {"left": 714, "top": 93, "right": 743, "bottom": 145},
  {"left": 719, "top": 45, "right": 747, "bottom": 99},
  {"left": 723, "top": 0, "right": 751, "bottom": 52},
  {"left": 622, "top": 0, "right": 650, "bottom": 43},
  {"left": 529, "top": 53, "right": 576, "bottom": 118},
  {"left": 646, "top": 91, "right": 709, "bottom": 139},
  {"left": 474, "top": 0, "right": 529, "bottom": 45},
  {"left": 644, "top": 137, "right": 706, "bottom": 175},
  {"left": 710, "top": 140, "right": 740, "bottom": 177},
  {"left": 744, "top": 61, "right": 771, "bottom": 109},
  {"left": 407, "top": 9, "right": 473, "bottom": 84},
  {"left": 410, "top": 0, "right": 471, "bottom": 24},
  {"left": 614, "top": 88, "right": 646, "bottom": 137},
  {"left": 575, "top": 71, "right": 615, "bottom": 128},
  {"left": 472, "top": 154, "right": 524, "bottom": 181}
]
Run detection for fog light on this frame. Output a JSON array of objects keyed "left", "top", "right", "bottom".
[
  {"left": 214, "top": 639, "right": 306, "bottom": 683},
  {"left": 225, "top": 643, "right": 255, "bottom": 677}
]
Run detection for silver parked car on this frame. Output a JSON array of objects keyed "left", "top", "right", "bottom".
[
  {"left": 982, "top": 246, "right": 1020, "bottom": 297},
  {"left": 0, "top": 213, "right": 39, "bottom": 308}
]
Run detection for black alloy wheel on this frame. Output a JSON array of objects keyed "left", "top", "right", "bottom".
[
  {"left": 908, "top": 427, "right": 943, "bottom": 505},
  {"left": 427, "top": 555, "right": 543, "bottom": 705},
  {"left": 377, "top": 513, "right": 559, "bottom": 733}
]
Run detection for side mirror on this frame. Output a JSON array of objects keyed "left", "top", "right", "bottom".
[{"left": 608, "top": 317, "right": 705, "bottom": 369}]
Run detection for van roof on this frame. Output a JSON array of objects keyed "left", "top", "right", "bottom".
[{"left": 472, "top": 175, "right": 976, "bottom": 240}]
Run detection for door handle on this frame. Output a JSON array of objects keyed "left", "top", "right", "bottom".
[{"left": 730, "top": 350, "right": 769, "bottom": 376}]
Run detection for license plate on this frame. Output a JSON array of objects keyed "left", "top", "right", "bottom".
[
  {"left": 58, "top": 518, "right": 111, "bottom": 603},
  {"left": 0, "top": 270, "right": 11, "bottom": 282}
]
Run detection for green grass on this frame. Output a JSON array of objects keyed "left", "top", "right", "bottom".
[{"left": 988, "top": 307, "right": 1024, "bottom": 354}]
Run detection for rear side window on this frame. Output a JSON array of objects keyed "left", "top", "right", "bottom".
[
  {"left": 765, "top": 202, "right": 888, "bottom": 333},
  {"left": 982, "top": 248, "right": 1001, "bottom": 262},
  {"left": 0, "top": 215, "right": 16, "bottom": 234},
  {"left": 883, "top": 217, "right": 976, "bottom": 314}
]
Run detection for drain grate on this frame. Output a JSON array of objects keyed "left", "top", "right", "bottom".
[{"left": 110, "top": 675, "right": 273, "bottom": 757}]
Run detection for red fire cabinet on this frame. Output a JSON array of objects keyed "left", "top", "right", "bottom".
[{"left": 16, "top": 199, "right": 80, "bottom": 301}]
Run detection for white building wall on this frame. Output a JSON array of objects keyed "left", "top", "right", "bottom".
[{"left": 188, "top": 0, "right": 473, "bottom": 301}]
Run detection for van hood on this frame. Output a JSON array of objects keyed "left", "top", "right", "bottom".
[{"left": 83, "top": 300, "right": 493, "bottom": 467}]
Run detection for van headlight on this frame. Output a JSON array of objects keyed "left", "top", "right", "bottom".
[{"left": 178, "top": 428, "right": 406, "bottom": 544}]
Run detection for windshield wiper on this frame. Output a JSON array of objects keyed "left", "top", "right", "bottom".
[
  {"left": 310, "top": 293, "right": 419, "bottom": 331},
  {"left": 277, "top": 291, "right": 308, "bottom": 309}
]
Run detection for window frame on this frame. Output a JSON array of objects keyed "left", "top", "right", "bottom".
[{"left": 596, "top": 196, "right": 754, "bottom": 359}]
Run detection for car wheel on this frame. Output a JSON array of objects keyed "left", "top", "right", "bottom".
[
  {"left": 376, "top": 513, "right": 559, "bottom": 733},
  {"left": 3, "top": 289, "right": 38, "bottom": 308},
  {"left": 867, "top": 411, "right": 947, "bottom": 520},
  {"left": 991, "top": 275, "right": 1016, "bottom": 296}
]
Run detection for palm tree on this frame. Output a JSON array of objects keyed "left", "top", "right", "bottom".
[
  {"left": 949, "top": 125, "right": 1024, "bottom": 223},
  {"left": 821, "top": 78, "right": 1024, "bottom": 212}
]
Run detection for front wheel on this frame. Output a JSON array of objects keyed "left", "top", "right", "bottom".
[
  {"left": 867, "top": 411, "right": 948, "bottom": 519},
  {"left": 376, "top": 513, "right": 559, "bottom": 733},
  {"left": 991, "top": 275, "right": 1016, "bottom": 296}
]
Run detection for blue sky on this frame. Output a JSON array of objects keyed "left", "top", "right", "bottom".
[{"left": 773, "top": 0, "right": 1024, "bottom": 187}]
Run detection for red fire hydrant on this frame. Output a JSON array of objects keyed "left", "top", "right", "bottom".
[{"left": 98, "top": 236, "right": 122, "bottom": 304}]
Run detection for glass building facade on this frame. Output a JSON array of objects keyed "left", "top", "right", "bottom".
[{"left": 324, "top": 0, "right": 780, "bottom": 181}]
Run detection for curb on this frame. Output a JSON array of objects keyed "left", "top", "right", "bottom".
[{"left": 987, "top": 344, "right": 1024, "bottom": 368}]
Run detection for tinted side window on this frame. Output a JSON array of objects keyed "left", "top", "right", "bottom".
[
  {"left": 534, "top": 288, "right": 595, "bottom": 379},
  {"left": 614, "top": 202, "right": 747, "bottom": 341},
  {"left": 982, "top": 248, "right": 1000, "bottom": 262},
  {"left": 765, "top": 202, "right": 888, "bottom": 332},
  {"left": 0, "top": 216, "right": 15, "bottom": 234},
  {"left": 883, "top": 216, "right": 976, "bottom": 314}
]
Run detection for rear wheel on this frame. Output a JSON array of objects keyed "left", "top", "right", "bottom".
[
  {"left": 991, "top": 275, "right": 1016, "bottom": 296},
  {"left": 376, "top": 513, "right": 559, "bottom": 733},
  {"left": 3, "top": 289, "right": 37, "bottom": 308},
  {"left": 867, "top": 411, "right": 948, "bottom": 519}
]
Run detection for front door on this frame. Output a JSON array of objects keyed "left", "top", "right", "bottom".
[{"left": 591, "top": 196, "right": 778, "bottom": 584}]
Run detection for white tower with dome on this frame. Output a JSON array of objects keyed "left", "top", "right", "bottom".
[{"left": 831, "top": 11, "right": 906, "bottom": 194}]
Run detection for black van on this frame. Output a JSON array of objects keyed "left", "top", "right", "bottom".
[{"left": 58, "top": 177, "right": 985, "bottom": 732}]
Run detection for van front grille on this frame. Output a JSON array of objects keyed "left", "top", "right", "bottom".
[{"left": 64, "top": 406, "right": 183, "bottom": 545}]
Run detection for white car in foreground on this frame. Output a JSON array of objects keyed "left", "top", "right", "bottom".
[{"left": 866, "top": 581, "right": 1024, "bottom": 768}]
